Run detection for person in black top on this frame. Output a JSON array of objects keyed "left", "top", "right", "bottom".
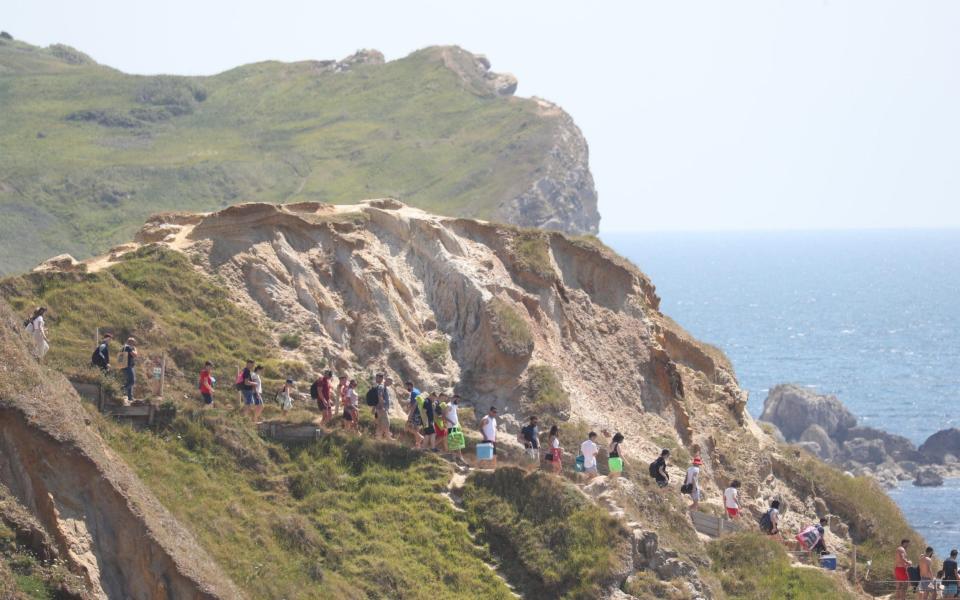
[
  {"left": 651, "top": 448, "right": 670, "bottom": 487},
  {"left": 91, "top": 333, "right": 112, "bottom": 371},
  {"left": 120, "top": 337, "right": 138, "bottom": 404},
  {"left": 520, "top": 416, "right": 540, "bottom": 464},
  {"left": 944, "top": 549, "right": 959, "bottom": 598}
]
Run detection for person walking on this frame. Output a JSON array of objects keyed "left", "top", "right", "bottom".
[
  {"left": 24, "top": 307, "right": 49, "bottom": 360},
  {"left": 434, "top": 393, "right": 449, "bottom": 452},
  {"left": 406, "top": 390, "right": 426, "bottom": 448},
  {"left": 580, "top": 432, "right": 600, "bottom": 479},
  {"left": 650, "top": 449, "right": 671, "bottom": 488},
  {"left": 91, "top": 333, "right": 112, "bottom": 371},
  {"left": 919, "top": 546, "right": 936, "bottom": 600},
  {"left": 250, "top": 365, "right": 265, "bottom": 422},
  {"left": 684, "top": 456, "right": 703, "bottom": 510},
  {"left": 548, "top": 425, "right": 563, "bottom": 474},
  {"left": 319, "top": 370, "right": 333, "bottom": 425},
  {"left": 119, "top": 337, "right": 139, "bottom": 405},
  {"left": 723, "top": 480, "right": 742, "bottom": 519},
  {"left": 608, "top": 432, "right": 625, "bottom": 478},
  {"left": 520, "top": 416, "right": 540, "bottom": 466},
  {"left": 421, "top": 392, "right": 437, "bottom": 451},
  {"left": 444, "top": 394, "right": 463, "bottom": 458},
  {"left": 894, "top": 539, "right": 913, "bottom": 600},
  {"left": 278, "top": 379, "right": 294, "bottom": 412},
  {"left": 942, "top": 549, "right": 958, "bottom": 598},
  {"left": 335, "top": 374, "right": 347, "bottom": 414},
  {"left": 375, "top": 376, "right": 394, "bottom": 440},
  {"left": 239, "top": 360, "right": 256, "bottom": 418},
  {"left": 479, "top": 406, "right": 499, "bottom": 469},
  {"left": 341, "top": 379, "right": 360, "bottom": 434},
  {"left": 199, "top": 361, "right": 215, "bottom": 408}
]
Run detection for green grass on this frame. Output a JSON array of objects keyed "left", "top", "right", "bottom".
[
  {"left": 0, "top": 38, "right": 574, "bottom": 274},
  {"left": 513, "top": 230, "right": 555, "bottom": 279},
  {"left": 525, "top": 364, "right": 571, "bottom": 418},
  {"left": 279, "top": 333, "right": 301, "bottom": 350},
  {"left": 419, "top": 338, "right": 449, "bottom": 369},
  {"left": 94, "top": 409, "right": 516, "bottom": 599},
  {"left": 463, "top": 468, "right": 631, "bottom": 600},
  {"left": 487, "top": 297, "right": 533, "bottom": 355},
  {"left": 707, "top": 532, "right": 854, "bottom": 600},
  {"left": 0, "top": 245, "right": 281, "bottom": 396}
]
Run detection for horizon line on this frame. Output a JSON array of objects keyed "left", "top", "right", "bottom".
[{"left": 598, "top": 225, "right": 960, "bottom": 235}]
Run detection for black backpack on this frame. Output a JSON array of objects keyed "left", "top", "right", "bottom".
[
  {"left": 91, "top": 346, "right": 105, "bottom": 367},
  {"left": 309, "top": 380, "right": 320, "bottom": 400},
  {"left": 365, "top": 387, "right": 380, "bottom": 407},
  {"left": 648, "top": 459, "right": 661, "bottom": 478},
  {"left": 758, "top": 509, "right": 774, "bottom": 533}
]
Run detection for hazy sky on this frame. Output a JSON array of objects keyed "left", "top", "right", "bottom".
[{"left": 6, "top": 1, "right": 960, "bottom": 231}]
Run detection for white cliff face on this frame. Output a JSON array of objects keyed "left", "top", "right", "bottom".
[{"left": 131, "top": 201, "right": 746, "bottom": 453}]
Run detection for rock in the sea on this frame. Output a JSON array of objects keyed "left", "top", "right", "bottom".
[
  {"left": 842, "top": 438, "right": 887, "bottom": 465},
  {"left": 846, "top": 426, "right": 923, "bottom": 463},
  {"left": 760, "top": 384, "right": 857, "bottom": 441},
  {"left": 800, "top": 424, "right": 839, "bottom": 460},
  {"left": 914, "top": 468, "right": 944, "bottom": 487},
  {"left": 919, "top": 428, "right": 960, "bottom": 464}
]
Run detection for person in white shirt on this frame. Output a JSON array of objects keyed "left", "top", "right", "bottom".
[
  {"left": 342, "top": 379, "right": 360, "bottom": 434},
  {"left": 580, "top": 432, "right": 600, "bottom": 479},
  {"left": 251, "top": 365, "right": 265, "bottom": 422},
  {"left": 25, "top": 307, "right": 49, "bottom": 360},
  {"left": 685, "top": 456, "right": 703, "bottom": 510},
  {"left": 480, "top": 406, "right": 498, "bottom": 468},
  {"left": 723, "top": 480, "right": 742, "bottom": 519}
]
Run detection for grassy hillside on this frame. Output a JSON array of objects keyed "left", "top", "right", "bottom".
[{"left": 0, "top": 35, "right": 589, "bottom": 274}]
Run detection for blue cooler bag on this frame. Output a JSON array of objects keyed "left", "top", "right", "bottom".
[{"left": 476, "top": 442, "right": 494, "bottom": 460}]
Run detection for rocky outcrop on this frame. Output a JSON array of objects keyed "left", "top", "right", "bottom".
[
  {"left": 32, "top": 253, "right": 87, "bottom": 273},
  {"left": 762, "top": 386, "right": 956, "bottom": 488},
  {"left": 760, "top": 385, "right": 856, "bottom": 441},
  {"left": 919, "top": 428, "right": 960, "bottom": 463},
  {"left": 0, "top": 302, "right": 242, "bottom": 599}
]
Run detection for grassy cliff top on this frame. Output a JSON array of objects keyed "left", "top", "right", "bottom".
[{"left": 0, "top": 36, "right": 596, "bottom": 274}]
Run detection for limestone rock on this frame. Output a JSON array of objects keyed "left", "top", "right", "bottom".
[
  {"left": 32, "top": 253, "right": 86, "bottom": 273},
  {"left": 919, "top": 428, "right": 960, "bottom": 464},
  {"left": 914, "top": 468, "right": 945, "bottom": 487},
  {"left": 799, "top": 424, "right": 839, "bottom": 460},
  {"left": 760, "top": 385, "right": 857, "bottom": 441},
  {"left": 842, "top": 438, "right": 887, "bottom": 465},
  {"left": 846, "top": 426, "right": 922, "bottom": 463}
]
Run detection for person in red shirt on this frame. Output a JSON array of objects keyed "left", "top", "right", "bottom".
[
  {"left": 319, "top": 370, "right": 333, "bottom": 424},
  {"left": 199, "top": 361, "right": 215, "bottom": 408}
]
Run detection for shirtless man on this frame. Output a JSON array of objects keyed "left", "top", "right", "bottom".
[
  {"left": 894, "top": 539, "right": 912, "bottom": 600},
  {"left": 919, "top": 546, "right": 936, "bottom": 600}
]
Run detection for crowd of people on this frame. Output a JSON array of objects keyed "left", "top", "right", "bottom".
[{"left": 894, "top": 540, "right": 960, "bottom": 599}]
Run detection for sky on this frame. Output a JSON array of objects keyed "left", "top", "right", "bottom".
[{"left": 6, "top": 1, "right": 960, "bottom": 232}]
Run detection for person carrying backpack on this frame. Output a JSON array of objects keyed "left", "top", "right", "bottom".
[
  {"left": 649, "top": 449, "right": 670, "bottom": 488},
  {"left": 375, "top": 376, "right": 394, "bottom": 440},
  {"left": 758, "top": 499, "right": 782, "bottom": 537},
  {"left": 684, "top": 456, "right": 703, "bottom": 510},
  {"left": 519, "top": 416, "right": 540, "bottom": 460},
  {"left": 405, "top": 389, "right": 426, "bottom": 448},
  {"left": 434, "top": 393, "right": 449, "bottom": 452},
  {"left": 420, "top": 392, "right": 437, "bottom": 451},
  {"left": 91, "top": 333, "right": 112, "bottom": 371},
  {"left": 366, "top": 373, "right": 384, "bottom": 415}
]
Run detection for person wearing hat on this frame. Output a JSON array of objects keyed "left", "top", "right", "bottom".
[
  {"left": 685, "top": 455, "right": 704, "bottom": 510},
  {"left": 199, "top": 361, "right": 215, "bottom": 408},
  {"left": 91, "top": 332, "right": 113, "bottom": 371}
]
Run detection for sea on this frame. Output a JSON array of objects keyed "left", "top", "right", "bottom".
[{"left": 602, "top": 229, "right": 960, "bottom": 554}]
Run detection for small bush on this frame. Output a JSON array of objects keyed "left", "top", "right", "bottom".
[
  {"left": 279, "top": 333, "right": 301, "bottom": 350},
  {"left": 526, "top": 364, "right": 570, "bottom": 419},
  {"left": 513, "top": 230, "right": 554, "bottom": 279},
  {"left": 0, "top": 31, "right": 13, "bottom": 41},
  {"left": 419, "top": 338, "right": 448, "bottom": 369},
  {"left": 487, "top": 297, "right": 533, "bottom": 356}
]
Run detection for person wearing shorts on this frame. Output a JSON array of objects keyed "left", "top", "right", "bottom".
[
  {"left": 479, "top": 406, "right": 498, "bottom": 468},
  {"left": 548, "top": 425, "right": 562, "bottom": 474},
  {"left": 375, "top": 377, "right": 394, "bottom": 440},
  {"left": 919, "top": 546, "right": 935, "bottom": 600},
  {"left": 580, "top": 432, "right": 599, "bottom": 478},
  {"left": 895, "top": 539, "right": 913, "bottom": 600},
  {"left": 240, "top": 360, "right": 256, "bottom": 416},
  {"left": 724, "top": 480, "right": 741, "bottom": 519},
  {"left": 942, "top": 549, "right": 958, "bottom": 598}
]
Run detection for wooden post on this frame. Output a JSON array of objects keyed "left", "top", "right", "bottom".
[
  {"left": 851, "top": 546, "right": 857, "bottom": 582},
  {"left": 158, "top": 353, "right": 166, "bottom": 400},
  {"left": 95, "top": 327, "right": 99, "bottom": 345}
]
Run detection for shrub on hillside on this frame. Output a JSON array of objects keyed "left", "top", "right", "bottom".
[
  {"left": 487, "top": 297, "right": 533, "bottom": 356},
  {"left": 525, "top": 364, "right": 570, "bottom": 419}
]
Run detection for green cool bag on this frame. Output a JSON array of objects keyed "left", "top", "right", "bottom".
[{"left": 447, "top": 426, "right": 466, "bottom": 451}]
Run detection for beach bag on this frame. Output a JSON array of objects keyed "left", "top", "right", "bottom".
[
  {"left": 758, "top": 510, "right": 774, "bottom": 534},
  {"left": 365, "top": 387, "right": 380, "bottom": 407},
  {"left": 447, "top": 426, "right": 466, "bottom": 451},
  {"left": 575, "top": 455, "right": 585, "bottom": 473},
  {"left": 234, "top": 370, "right": 245, "bottom": 391},
  {"left": 796, "top": 525, "right": 820, "bottom": 551},
  {"left": 608, "top": 457, "right": 624, "bottom": 473},
  {"left": 680, "top": 482, "right": 693, "bottom": 495}
]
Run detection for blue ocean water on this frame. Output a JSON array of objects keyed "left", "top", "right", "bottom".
[{"left": 602, "top": 229, "right": 960, "bottom": 553}]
